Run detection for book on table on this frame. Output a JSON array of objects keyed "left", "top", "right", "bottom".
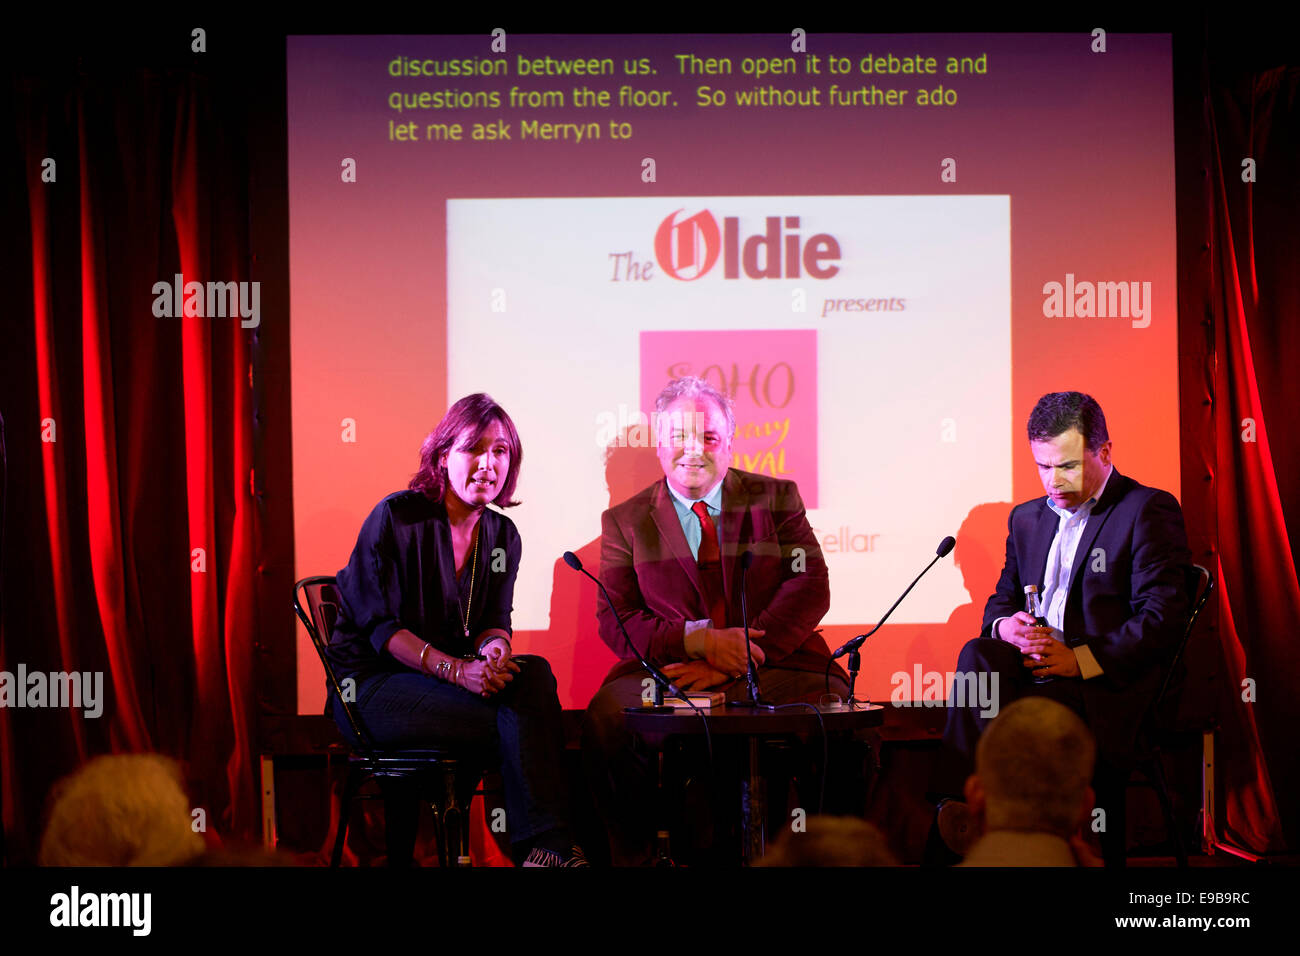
[{"left": 659, "top": 690, "right": 726, "bottom": 709}]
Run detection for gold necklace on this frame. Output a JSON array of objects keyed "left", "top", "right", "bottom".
[{"left": 459, "top": 525, "right": 479, "bottom": 640}]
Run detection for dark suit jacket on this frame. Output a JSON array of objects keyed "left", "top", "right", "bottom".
[
  {"left": 982, "top": 468, "right": 1191, "bottom": 762},
  {"left": 597, "top": 468, "right": 833, "bottom": 682}
]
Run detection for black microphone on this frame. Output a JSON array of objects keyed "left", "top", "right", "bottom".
[
  {"left": 831, "top": 535, "right": 956, "bottom": 659},
  {"left": 562, "top": 550, "right": 688, "bottom": 702},
  {"left": 734, "top": 549, "right": 771, "bottom": 708}
]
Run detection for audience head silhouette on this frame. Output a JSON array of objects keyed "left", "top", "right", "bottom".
[
  {"left": 756, "top": 816, "right": 898, "bottom": 867},
  {"left": 968, "top": 697, "right": 1096, "bottom": 837},
  {"left": 39, "top": 754, "right": 205, "bottom": 866}
]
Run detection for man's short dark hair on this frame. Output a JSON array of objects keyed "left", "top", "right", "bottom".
[{"left": 1026, "top": 392, "right": 1109, "bottom": 452}]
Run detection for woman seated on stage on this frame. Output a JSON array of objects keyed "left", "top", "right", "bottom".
[{"left": 326, "top": 393, "right": 586, "bottom": 866}]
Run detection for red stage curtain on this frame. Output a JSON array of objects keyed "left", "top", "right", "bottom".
[
  {"left": 4, "top": 68, "right": 259, "bottom": 862},
  {"left": 1204, "top": 65, "right": 1300, "bottom": 853}
]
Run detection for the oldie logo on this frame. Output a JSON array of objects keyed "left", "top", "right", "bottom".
[{"left": 653, "top": 209, "right": 841, "bottom": 281}]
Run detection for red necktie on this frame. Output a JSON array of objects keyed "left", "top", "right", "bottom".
[{"left": 691, "top": 501, "right": 727, "bottom": 627}]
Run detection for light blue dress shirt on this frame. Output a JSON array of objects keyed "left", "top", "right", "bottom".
[{"left": 665, "top": 477, "right": 723, "bottom": 560}]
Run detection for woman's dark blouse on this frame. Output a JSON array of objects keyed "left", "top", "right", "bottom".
[{"left": 326, "top": 491, "right": 522, "bottom": 685}]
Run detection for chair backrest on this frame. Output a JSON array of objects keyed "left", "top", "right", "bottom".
[
  {"left": 293, "top": 575, "right": 376, "bottom": 751},
  {"left": 1155, "top": 563, "right": 1215, "bottom": 707}
]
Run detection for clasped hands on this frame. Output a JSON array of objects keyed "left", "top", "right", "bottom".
[
  {"left": 999, "top": 612, "right": 1081, "bottom": 678},
  {"left": 458, "top": 637, "right": 519, "bottom": 697},
  {"left": 663, "top": 626, "right": 766, "bottom": 691}
]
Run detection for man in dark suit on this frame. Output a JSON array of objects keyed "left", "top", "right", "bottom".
[
  {"left": 582, "top": 376, "right": 848, "bottom": 865},
  {"left": 935, "top": 391, "right": 1190, "bottom": 864}
]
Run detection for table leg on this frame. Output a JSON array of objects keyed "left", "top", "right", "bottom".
[
  {"left": 741, "top": 736, "right": 766, "bottom": 865},
  {"left": 654, "top": 749, "right": 675, "bottom": 867}
]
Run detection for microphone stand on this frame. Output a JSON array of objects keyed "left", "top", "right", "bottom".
[
  {"left": 832, "top": 538, "right": 955, "bottom": 710},
  {"left": 562, "top": 552, "right": 685, "bottom": 706},
  {"left": 729, "top": 551, "right": 774, "bottom": 710},
  {"left": 845, "top": 646, "right": 868, "bottom": 711},
  {"left": 563, "top": 550, "right": 713, "bottom": 868}
]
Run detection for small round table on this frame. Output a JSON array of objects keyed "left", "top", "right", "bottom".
[{"left": 623, "top": 702, "right": 885, "bottom": 865}]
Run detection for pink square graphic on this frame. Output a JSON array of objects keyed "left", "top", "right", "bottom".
[{"left": 639, "top": 330, "right": 818, "bottom": 507}]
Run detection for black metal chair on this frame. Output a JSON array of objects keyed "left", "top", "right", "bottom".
[
  {"left": 293, "top": 575, "right": 479, "bottom": 867},
  {"left": 1122, "top": 563, "right": 1216, "bottom": 867}
]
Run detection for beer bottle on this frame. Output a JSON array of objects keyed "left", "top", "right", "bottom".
[
  {"left": 1023, "top": 584, "right": 1049, "bottom": 626},
  {"left": 1023, "top": 585, "right": 1052, "bottom": 682}
]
